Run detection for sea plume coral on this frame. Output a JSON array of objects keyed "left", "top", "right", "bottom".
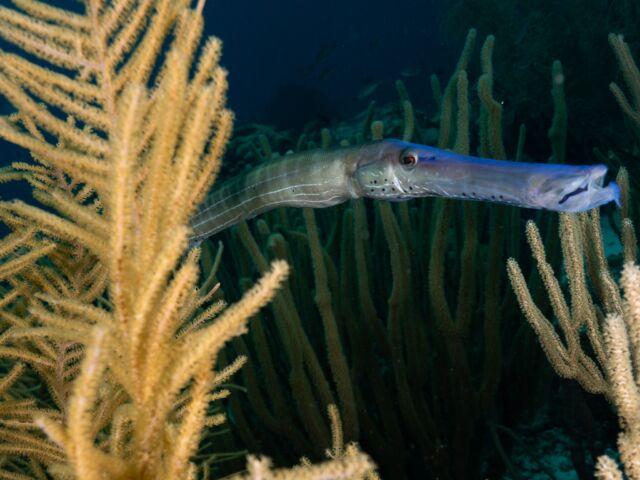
[{"left": 0, "top": 0, "right": 375, "bottom": 478}]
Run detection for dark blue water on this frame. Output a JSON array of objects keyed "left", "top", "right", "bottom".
[{"left": 204, "top": 0, "right": 447, "bottom": 128}]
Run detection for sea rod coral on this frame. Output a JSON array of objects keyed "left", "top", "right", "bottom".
[{"left": 0, "top": 0, "right": 375, "bottom": 478}]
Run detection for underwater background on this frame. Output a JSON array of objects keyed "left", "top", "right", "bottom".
[
  {"left": 0, "top": 0, "right": 639, "bottom": 479},
  {"left": 176, "top": 1, "right": 640, "bottom": 478}
]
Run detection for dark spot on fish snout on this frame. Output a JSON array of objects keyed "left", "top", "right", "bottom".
[{"left": 559, "top": 185, "right": 589, "bottom": 204}]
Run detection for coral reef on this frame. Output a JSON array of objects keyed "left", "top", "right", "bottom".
[
  {"left": 444, "top": 0, "right": 639, "bottom": 164},
  {"left": 507, "top": 38, "right": 640, "bottom": 480},
  {"left": 201, "top": 30, "right": 598, "bottom": 479},
  {"left": 507, "top": 197, "right": 640, "bottom": 480}
]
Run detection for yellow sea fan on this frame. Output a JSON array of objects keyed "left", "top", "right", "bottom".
[{"left": 0, "top": 1, "right": 378, "bottom": 478}]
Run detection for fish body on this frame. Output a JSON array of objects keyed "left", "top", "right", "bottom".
[
  {"left": 189, "top": 139, "right": 620, "bottom": 243},
  {"left": 190, "top": 144, "right": 364, "bottom": 243}
]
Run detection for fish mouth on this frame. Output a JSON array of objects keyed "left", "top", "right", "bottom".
[
  {"left": 558, "top": 184, "right": 591, "bottom": 206},
  {"left": 558, "top": 165, "right": 605, "bottom": 205},
  {"left": 541, "top": 164, "right": 620, "bottom": 212}
]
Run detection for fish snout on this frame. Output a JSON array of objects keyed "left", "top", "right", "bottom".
[{"left": 534, "top": 164, "right": 620, "bottom": 212}]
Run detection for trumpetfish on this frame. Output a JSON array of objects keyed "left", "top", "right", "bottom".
[{"left": 189, "top": 139, "right": 620, "bottom": 244}]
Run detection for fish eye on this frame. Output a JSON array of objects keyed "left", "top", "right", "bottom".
[{"left": 400, "top": 150, "right": 418, "bottom": 168}]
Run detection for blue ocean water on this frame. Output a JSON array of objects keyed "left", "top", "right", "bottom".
[{"left": 203, "top": 0, "right": 445, "bottom": 128}]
